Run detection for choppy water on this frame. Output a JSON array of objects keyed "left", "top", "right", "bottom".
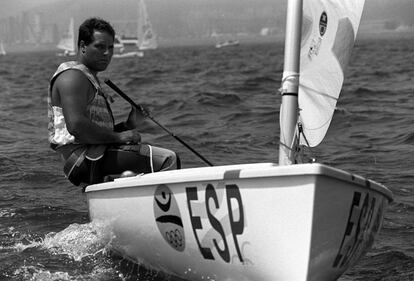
[{"left": 0, "top": 37, "right": 413, "bottom": 280}]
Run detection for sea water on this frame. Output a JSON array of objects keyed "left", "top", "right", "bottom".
[{"left": 0, "top": 36, "right": 413, "bottom": 280}]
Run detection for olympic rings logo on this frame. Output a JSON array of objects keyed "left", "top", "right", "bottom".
[{"left": 165, "top": 229, "right": 183, "bottom": 249}]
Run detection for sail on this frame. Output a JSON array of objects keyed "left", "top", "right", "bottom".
[
  {"left": 137, "top": 0, "right": 157, "bottom": 50},
  {"left": 298, "top": 0, "right": 364, "bottom": 147},
  {"left": 57, "top": 18, "right": 76, "bottom": 53},
  {"left": 0, "top": 42, "right": 6, "bottom": 55}
]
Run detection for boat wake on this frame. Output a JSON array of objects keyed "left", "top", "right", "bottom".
[
  {"left": 2, "top": 221, "right": 120, "bottom": 281},
  {"left": 1, "top": 220, "right": 113, "bottom": 260},
  {"left": 40, "top": 220, "right": 114, "bottom": 261},
  {"left": 3, "top": 220, "right": 177, "bottom": 280}
]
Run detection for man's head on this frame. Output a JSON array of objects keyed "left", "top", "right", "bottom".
[{"left": 78, "top": 18, "right": 115, "bottom": 73}]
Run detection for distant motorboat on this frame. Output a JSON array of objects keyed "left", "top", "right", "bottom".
[
  {"left": 113, "top": 35, "right": 144, "bottom": 59},
  {"left": 113, "top": 50, "right": 144, "bottom": 58},
  {"left": 117, "top": 36, "right": 139, "bottom": 46},
  {"left": 215, "top": 39, "right": 240, "bottom": 49}
]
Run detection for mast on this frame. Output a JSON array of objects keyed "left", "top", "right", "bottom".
[{"left": 278, "top": 0, "right": 303, "bottom": 165}]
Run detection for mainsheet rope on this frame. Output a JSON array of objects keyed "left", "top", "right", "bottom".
[{"left": 278, "top": 122, "right": 316, "bottom": 164}]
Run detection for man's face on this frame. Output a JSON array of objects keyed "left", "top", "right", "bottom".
[{"left": 81, "top": 30, "right": 114, "bottom": 72}]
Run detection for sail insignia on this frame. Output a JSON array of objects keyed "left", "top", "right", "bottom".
[{"left": 319, "top": 12, "right": 328, "bottom": 36}]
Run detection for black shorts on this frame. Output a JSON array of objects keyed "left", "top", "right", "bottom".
[
  {"left": 98, "top": 144, "right": 179, "bottom": 176},
  {"left": 60, "top": 143, "right": 180, "bottom": 186}
]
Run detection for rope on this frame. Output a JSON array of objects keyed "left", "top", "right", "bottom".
[
  {"left": 279, "top": 141, "right": 294, "bottom": 151},
  {"left": 297, "top": 123, "right": 316, "bottom": 163},
  {"left": 279, "top": 123, "right": 316, "bottom": 164},
  {"left": 278, "top": 74, "right": 317, "bottom": 164}
]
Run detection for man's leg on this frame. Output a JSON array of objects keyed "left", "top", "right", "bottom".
[
  {"left": 98, "top": 144, "right": 180, "bottom": 181},
  {"left": 139, "top": 145, "right": 180, "bottom": 172}
]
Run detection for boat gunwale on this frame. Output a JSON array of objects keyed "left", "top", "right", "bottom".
[{"left": 84, "top": 163, "right": 393, "bottom": 202}]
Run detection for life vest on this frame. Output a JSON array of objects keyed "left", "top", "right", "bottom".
[
  {"left": 47, "top": 61, "right": 114, "bottom": 185},
  {"left": 48, "top": 61, "right": 114, "bottom": 148}
]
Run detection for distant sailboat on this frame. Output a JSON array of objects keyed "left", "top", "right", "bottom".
[
  {"left": 57, "top": 18, "right": 76, "bottom": 57},
  {"left": 0, "top": 42, "right": 6, "bottom": 56},
  {"left": 113, "top": 0, "right": 156, "bottom": 58},
  {"left": 137, "top": 0, "right": 157, "bottom": 50}
]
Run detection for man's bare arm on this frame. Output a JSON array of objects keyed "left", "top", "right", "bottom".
[{"left": 55, "top": 70, "right": 141, "bottom": 144}]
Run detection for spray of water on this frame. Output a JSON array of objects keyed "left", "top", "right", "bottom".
[{"left": 41, "top": 220, "right": 114, "bottom": 261}]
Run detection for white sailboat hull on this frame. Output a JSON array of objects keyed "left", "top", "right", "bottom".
[
  {"left": 86, "top": 163, "right": 392, "bottom": 281},
  {"left": 113, "top": 51, "right": 144, "bottom": 58},
  {"left": 215, "top": 40, "right": 240, "bottom": 49}
]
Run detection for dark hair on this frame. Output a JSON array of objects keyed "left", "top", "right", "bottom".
[{"left": 77, "top": 17, "right": 115, "bottom": 48}]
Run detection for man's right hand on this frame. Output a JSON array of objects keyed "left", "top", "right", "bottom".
[{"left": 119, "top": 129, "right": 141, "bottom": 144}]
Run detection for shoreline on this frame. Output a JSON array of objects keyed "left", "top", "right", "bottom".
[{"left": 2, "top": 31, "right": 414, "bottom": 54}]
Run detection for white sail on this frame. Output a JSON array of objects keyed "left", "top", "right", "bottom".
[
  {"left": 0, "top": 42, "right": 6, "bottom": 55},
  {"left": 298, "top": 0, "right": 365, "bottom": 147},
  {"left": 137, "top": 0, "right": 157, "bottom": 50},
  {"left": 57, "top": 17, "right": 76, "bottom": 55}
]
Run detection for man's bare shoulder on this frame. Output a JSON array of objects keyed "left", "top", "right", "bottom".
[
  {"left": 54, "top": 69, "right": 90, "bottom": 90},
  {"left": 53, "top": 69, "right": 95, "bottom": 106}
]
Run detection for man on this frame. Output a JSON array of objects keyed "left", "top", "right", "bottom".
[{"left": 48, "top": 18, "right": 179, "bottom": 186}]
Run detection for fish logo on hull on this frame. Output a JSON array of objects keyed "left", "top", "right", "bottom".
[{"left": 154, "top": 184, "right": 185, "bottom": 251}]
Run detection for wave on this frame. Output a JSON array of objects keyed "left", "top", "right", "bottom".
[
  {"left": 341, "top": 251, "right": 414, "bottom": 281},
  {"left": 194, "top": 91, "right": 242, "bottom": 107},
  {"left": 403, "top": 132, "right": 414, "bottom": 144},
  {"left": 243, "top": 75, "right": 278, "bottom": 86},
  {"left": 124, "top": 76, "right": 157, "bottom": 87}
]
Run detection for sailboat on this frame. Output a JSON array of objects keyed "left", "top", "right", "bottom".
[
  {"left": 85, "top": 0, "right": 392, "bottom": 280},
  {"left": 113, "top": 0, "right": 156, "bottom": 58},
  {"left": 56, "top": 17, "right": 76, "bottom": 57},
  {"left": 0, "top": 41, "right": 6, "bottom": 56},
  {"left": 137, "top": 0, "right": 157, "bottom": 51}
]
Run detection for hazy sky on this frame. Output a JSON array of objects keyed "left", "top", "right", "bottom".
[
  {"left": 1, "top": 0, "right": 413, "bottom": 20},
  {"left": 1, "top": 0, "right": 413, "bottom": 40}
]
